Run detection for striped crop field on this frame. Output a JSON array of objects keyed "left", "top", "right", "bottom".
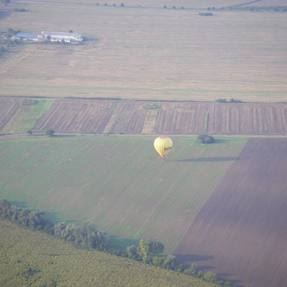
[
  {"left": 0, "top": 97, "right": 53, "bottom": 133},
  {"left": 31, "top": 98, "right": 287, "bottom": 135}
]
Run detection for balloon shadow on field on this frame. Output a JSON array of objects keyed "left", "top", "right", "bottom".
[{"left": 171, "top": 156, "right": 239, "bottom": 163}]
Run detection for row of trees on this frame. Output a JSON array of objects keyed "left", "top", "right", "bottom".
[
  {"left": 0, "top": 199, "right": 52, "bottom": 231},
  {"left": 185, "top": 263, "right": 232, "bottom": 287},
  {"left": 0, "top": 199, "right": 233, "bottom": 286},
  {"left": 208, "top": 5, "right": 287, "bottom": 12},
  {"left": 0, "top": 199, "right": 180, "bottom": 271},
  {"left": 0, "top": 199, "right": 106, "bottom": 250},
  {"left": 53, "top": 222, "right": 107, "bottom": 250}
]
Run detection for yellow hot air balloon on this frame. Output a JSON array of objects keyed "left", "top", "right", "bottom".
[{"left": 153, "top": 136, "right": 173, "bottom": 158}]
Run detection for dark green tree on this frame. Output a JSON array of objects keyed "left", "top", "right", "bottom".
[
  {"left": 161, "top": 255, "right": 177, "bottom": 270},
  {"left": 126, "top": 245, "right": 140, "bottom": 260},
  {"left": 46, "top": 129, "right": 55, "bottom": 136}
]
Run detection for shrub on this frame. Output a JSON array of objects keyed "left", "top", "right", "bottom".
[
  {"left": 46, "top": 129, "right": 55, "bottom": 136},
  {"left": 184, "top": 263, "right": 199, "bottom": 276},
  {"left": 161, "top": 255, "right": 177, "bottom": 270},
  {"left": 126, "top": 245, "right": 140, "bottom": 260},
  {"left": 198, "top": 134, "right": 215, "bottom": 144},
  {"left": 203, "top": 271, "right": 217, "bottom": 283},
  {"left": 216, "top": 98, "right": 242, "bottom": 103}
]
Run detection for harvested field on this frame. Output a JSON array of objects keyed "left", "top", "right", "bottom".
[
  {"left": 0, "top": 136, "right": 245, "bottom": 251},
  {"left": 1, "top": 0, "right": 287, "bottom": 101},
  {"left": 175, "top": 138, "right": 287, "bottom": 287},
  {"left": 33, "top": 98, "right": 287, "bottom": 135}
]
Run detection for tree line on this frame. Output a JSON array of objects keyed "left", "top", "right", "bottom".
[
  {"left": 0, "top": 199, "right": 106, "bottom": 250},
  {"left": 0, "top": 199, "right": 52, "bottom": 231},
  {"left": 0, "top": 199, "right": 233, "bottom": 286},
  {"left": 0, "top": 199, "right": 180, "bottom": 270}
]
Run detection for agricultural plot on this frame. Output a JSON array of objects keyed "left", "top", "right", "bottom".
[
  {"left": 156, "top": 101, "right": 287, "bottom": 135},
  {"left": 0, "top": 97, "right": 20, "bottom": 130},
  {"left": 0, "top": 0, "right": 287, "bottom": 101},
  {"left": 33, "top": 98, "right": 287, "bottom": 135},
  {"left": 175, "top": 138, "right": 287, "bottom": 287},
  {"left": 0, "top": 97, "right": 53, "bottom": 133},
  {"left": 0, "top": 135, "right": 246, "bottom": 251},
  {"left": 34, "top": 99, "right": 147, "bottom": 134}
]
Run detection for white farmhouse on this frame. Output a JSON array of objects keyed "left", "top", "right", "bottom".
[
  {"left": 41, "top": 31, "right": 84, "bottom": 43},
  {"left": 12, "top": 32, "right": 40, "bottom": 42}
]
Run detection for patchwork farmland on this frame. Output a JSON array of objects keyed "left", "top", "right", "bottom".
[
  {"left": 1, "top": 134, "right": 287, "bottom": 286},
  {"left": 176, "top": 138, "right": 287, "bottom": 287},
  {"left": 0, "top": 135, "right": 246, "bottom": 251},
  {"left": 1, "top": 1, "right": 287, "bottom": 286},
  {"left": 31, "top": 98, "right": 287, "bottom": 135}
]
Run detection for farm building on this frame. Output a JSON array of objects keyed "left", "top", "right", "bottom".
[
  {"left": 11, "top": 32, "right": 40, "bottom": 42},
  {"left": 40, "top": 31, "right": 84, "bottom": 43},
  {"left": 11, "top": 31, "right": 84, "bottom": 44}
]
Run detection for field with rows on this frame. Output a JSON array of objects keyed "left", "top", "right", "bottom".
[
  {"left": 2, "top": 96, "right": 287, "bottom": 136},
  {"left": 0, "top": 220, "right": 217, "bottom": 287},
  {"left": 0, "top": 97, "right": 53, "bottom": 133},
  {"left": 176, "top": 138, "right": 287, "bottom": 287},
  {"left": 0, "top": 0, "right": 287, "bottom": 101},
  {"left": 31, "top": 98, "right": 287, "bottom": 135},
  {"left": 0, "top": 135, "right": 246, "bottom": 251},
  {"left": 33, "top": 99, "right": 147, "bottom": 134}
]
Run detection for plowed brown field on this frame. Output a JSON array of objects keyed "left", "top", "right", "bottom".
[
  {"left": 33, "top": 99, "right": 287, "bottom": 135},
  {"left": 175, "top": 138, "right": 287, "bottom": 287}
]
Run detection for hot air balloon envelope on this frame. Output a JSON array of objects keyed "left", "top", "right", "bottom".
[{"left": 153, "top": 137, "right": 173, "bottom": 158}]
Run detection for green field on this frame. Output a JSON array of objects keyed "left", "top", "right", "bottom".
[
  {"left": 0, "top": 220, "right": 217, "bottom": 287},
  {"left": 0, "top": 0, "right": 286, "bottom": 101},
  {"left": 3, "top": 98, "right": 54, "bottom": 133},
  {"left": 0, "top": 135, "right": 246, "bottom": 251}
]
